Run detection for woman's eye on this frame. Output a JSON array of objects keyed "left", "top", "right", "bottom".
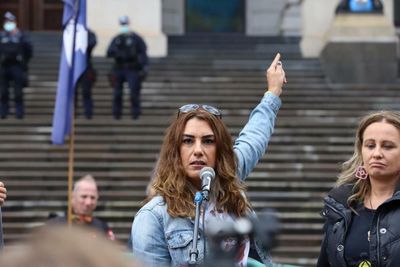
[
  {"left": 182, "top": 138, "right": 193, "bottom": 144},
  {"left": 365, "top": 143, "right": 375, "bottom": 149},
  {"left": 203, "top": 138, "right": 215, "bottom": 144},
  {"left": 383, "top": 144, "right": 395, "bottom": 149}
]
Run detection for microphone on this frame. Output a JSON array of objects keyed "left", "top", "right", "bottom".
[
  {"left": 251, "top": 208, "right": 281, "bottom": 250},
  {"left": 200, "top": 167, "right": 215, "bottom": 200},
  {"left": 206, "top": 217, "right": 253, "bottom": 240}
]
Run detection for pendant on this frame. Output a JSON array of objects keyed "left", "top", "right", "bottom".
[{"left": 367, "top": 230, "right": 371, "bottom": 242}]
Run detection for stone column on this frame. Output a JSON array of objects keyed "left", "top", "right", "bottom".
[
  {"left": 300, "top": 0, "right": 341, "bottom": 57},
  {"left": 162, "top": 0, "right": 184, "bottom": 35},
  {"left": 87, "top": 0, "right": 167, "bottom": 57},
  {"left": 246, "top": 0, "right": 286, "bottom": 35},
  {"left": 320, "top": 12, "right": 398, "bottom": 83}
]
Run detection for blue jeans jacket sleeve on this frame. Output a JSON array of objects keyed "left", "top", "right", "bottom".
[{"left": 235, "top": 92, "right": 281, "bottom": 181}]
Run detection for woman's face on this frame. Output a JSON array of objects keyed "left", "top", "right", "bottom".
[
  {"left": 361, "top": 121, "right": 400, "bottom": 181},
  {"left": 180, "top": 117, "right": 216, "bottom": 188}
]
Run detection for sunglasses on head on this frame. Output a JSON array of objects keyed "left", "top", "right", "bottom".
[{"left": 177, "top": 104, "right": 222, "bottom": 119}]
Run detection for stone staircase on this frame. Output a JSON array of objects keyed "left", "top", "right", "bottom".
[{"left": 1, "top": 32, "right": 400, "bottom": 267}]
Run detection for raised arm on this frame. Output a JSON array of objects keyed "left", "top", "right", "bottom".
[{"left": 234, "top": 53, "right": 286, "bottom": 180}]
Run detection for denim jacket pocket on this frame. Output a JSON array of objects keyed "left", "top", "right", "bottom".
[
  {"left": 167, "top": 230, "right": 194, "bottom": 249},
  {"left": 166, "top": 229, "right": 204, "bottom": 266}
]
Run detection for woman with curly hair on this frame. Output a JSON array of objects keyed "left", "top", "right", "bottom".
[{"left": 131, "top": 53, "right": 286, "bottom": 267}]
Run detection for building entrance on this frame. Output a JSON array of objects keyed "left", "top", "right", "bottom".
[
  {"left": 0, "top": 0, "right": 63, "bottom": 31},
  {"left": 185, "top": 0, "right": 244, "bottom": 33}
]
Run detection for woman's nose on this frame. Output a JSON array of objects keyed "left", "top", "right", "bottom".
[
  {"left": 372, "top": 147, "right": 383, "bottom": 158},
  {"left": 193, "top": 140, "right": 203, "bottom": 155}
]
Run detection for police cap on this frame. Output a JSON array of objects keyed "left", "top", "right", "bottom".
[
  {"left": 4, "top": 11, "right": 16, "bottom": 21},
  {"left": 119, "top": 15, "right": 129, "bottom": 25}
]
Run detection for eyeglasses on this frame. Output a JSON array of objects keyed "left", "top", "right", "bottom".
[{"left": 178, "top": 104, "right": 222, "bottom": 119}]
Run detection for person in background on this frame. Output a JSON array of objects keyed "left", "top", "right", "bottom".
[
  {"left": 0, "top": 11, "right": 32, "bottom": 119},
  {"left": 0, "top": 225, "right": 139, "bottom": 267},
  {"left": 48, "top": 174, "right": 115, "bottom": 241},
  {"left": 75, "top": 29, "right": 97, "bottom": 119},
  {"left": 0, "top": 181, "right": 7, "bottom": 249},
  {"left": 131, "top": 53, "right": 287, "bottom": 267},
  {"left": 106, "top": 15, "right": 148, "bottom": 120},
  {"left": 0, "top": 181, "right": 6, "bottom": 206},
  {"left": 317, "top": 111, "right": 400, "bottom": 267},
  {"left": 336, "top": 0, "right": 383, "bottom": 13}
]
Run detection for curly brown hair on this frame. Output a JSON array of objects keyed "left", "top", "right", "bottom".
[{"left": 147, "top": 108, "right": 252, "bottom": 218}]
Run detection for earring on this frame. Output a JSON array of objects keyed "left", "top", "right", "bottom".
[{"left": 355, "top": 165, "right": 369, "bottom": 180}]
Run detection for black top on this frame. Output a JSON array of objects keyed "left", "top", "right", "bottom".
[
  {"left": 0, "top": 30, "right": 33, "bottom": 68},
  {"left": 344, "top": 205, "right": 375, "bottom": 266},
  {"left": 106, "top": 31, "right": 148, "bottom": 70}
]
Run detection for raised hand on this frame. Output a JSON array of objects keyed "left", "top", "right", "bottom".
[{"left": 266, "top": 53, "right": 287, "bottom": 97}]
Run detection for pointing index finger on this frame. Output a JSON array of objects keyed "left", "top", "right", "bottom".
[{"left": 270, "top": 53, "right": 281, "bottom": 68}]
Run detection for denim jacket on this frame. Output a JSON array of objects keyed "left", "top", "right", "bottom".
[{"left": 131, "top": 92, "right": 281, "bottom": 267}]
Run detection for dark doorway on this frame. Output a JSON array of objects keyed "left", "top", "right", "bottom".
[
  {"left": 0, "top": 0, "right": 63, "bottom": 31},
  {"left": 395, "top": 0, "right": 400, "bottom": 27},
  {"left": 186, "top": 0, "right": 244, "bottom": 33}
]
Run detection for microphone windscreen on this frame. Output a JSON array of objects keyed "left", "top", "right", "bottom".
[{"left": 200, "top": 167, "right": 215, "bottom": 180}]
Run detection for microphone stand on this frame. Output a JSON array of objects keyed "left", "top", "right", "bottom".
[{"left": 188, "top": 191, "right": 205, "bottom": 266}]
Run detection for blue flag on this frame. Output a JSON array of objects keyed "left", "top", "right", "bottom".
[{"left": 51, "top": 0, "right": 88, "bottom": 145}]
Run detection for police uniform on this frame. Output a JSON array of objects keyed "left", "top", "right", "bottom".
[
  {"left": 0, "top": 12, "right": 32, "bottom": 119},
  {"left": 106, "top": 16, "right": 148, "bottom": 119},
  {"left": 76, "top": 29, "right": 97, "bottom": 119}
]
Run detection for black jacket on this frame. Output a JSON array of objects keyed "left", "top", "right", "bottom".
[
  {"left": 0, "top": 30, "right": 32, "bottom": 69},
  {"left": 106, "top": 31, "right": 148, "bottom": 71},
  {"left": 317, "top": 184, "right": 400, "bottom": 267}
]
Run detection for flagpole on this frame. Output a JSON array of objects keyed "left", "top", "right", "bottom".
[
  {"left": 67, "top": 109, "right": 75, "bottom": 225},
  {"left": 67, "top": 0, "right": 80, "bottom": 225}
]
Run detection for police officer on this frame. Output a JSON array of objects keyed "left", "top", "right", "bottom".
[
  {"left": 75, "top": 29, "right": 97, "bottom": 119},
  {"left": 0, "top": 12, "right": 32, "bottom": 119},
  {"left": 106, "top": 16, "right": 148, "bottom": 120}
]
